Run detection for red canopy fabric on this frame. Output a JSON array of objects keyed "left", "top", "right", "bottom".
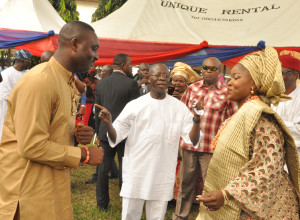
[
  {"left": 15, "top": 36, "right": 209, "bottom": 65},
  {"left": 15, "top": 35, "right": 58, "bottom": 57}
]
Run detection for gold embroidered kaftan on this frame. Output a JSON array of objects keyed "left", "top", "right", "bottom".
[
  {"left": 0, "top": 57, "right": 81, "bottom": 220},
  {"left": 197, "top": 100, "right": 299, "bottom": 220},
  {"left": 224, "top": 113, "right": 299, "bottom": 219}
]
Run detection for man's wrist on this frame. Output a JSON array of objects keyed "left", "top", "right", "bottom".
[
  {"left": 80, "top": 147, "right": 87, "bottom": 162},
  {"left": 193, "top": 117, "right": 201, "bottom": 123},
  {"left": 105, "top": 120, "right": 113, "bottom": 127},
  {"left": 80, "top": 146, "right": 90, "bottom": 164}
]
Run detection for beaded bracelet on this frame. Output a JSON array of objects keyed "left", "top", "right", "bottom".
[
  {"left": 221, "top": 189, "right": 230, "bottom": 204},
  {"left": 81, "top": 146, "right": 90, "bottom": 164}
]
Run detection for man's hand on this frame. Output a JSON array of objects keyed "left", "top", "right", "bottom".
[
  {"left": 94, "top": 104, "right": 116, "bottom": 143},
  {"left": 88, "top": 146, "right": 104, "bottom": 165},
  {"left": 80, "top": 146, "right": 104, "bottom": 166},
  {"left": 75, "top": 123, "right": 94, "bottom": 145},
  {"left": 192, "top": 95, "right": 204, "bottom": 120},
  {"left": 196, "top": 190, "right": 224, "bottom": 211},
  {"left": 78, "top": 105, "right": 85, "bottom": 116},
  {"left": 95, "top": 104, "right": 112, "bottom": 123},
  {"left": 194, "top": 95, "right": 204, "bottom": 110},
  {"left": 138, "top": 74, "right": 149, "bottom": 86},
  {"left": 140, "top": 75, "right": 149, "bottom": 85},
  {"left": 75, "top": 78, "right": 86, "bottom": 94}
]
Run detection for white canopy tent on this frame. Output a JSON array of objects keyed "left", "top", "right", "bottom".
[
  {"left": 0, "top": 0, "right": 299, "bottom": 66},
  {"left": 91, "top": 0, "right": 300, "bottom": 47},
  {"left": 0, "top": 0, "right": 65, "bottom": 33}
]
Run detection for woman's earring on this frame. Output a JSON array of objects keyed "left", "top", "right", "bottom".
[{"left": 251, "top": 87, "right": 255, "bottom": 95}]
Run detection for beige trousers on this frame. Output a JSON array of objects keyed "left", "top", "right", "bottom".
[{"left": 172, "top": 149, "right": 212, "bottom": 220}]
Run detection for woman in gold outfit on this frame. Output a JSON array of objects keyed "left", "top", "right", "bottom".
[
  {"left": 197, "top": 47, "right": 300, "bottom": 219},
  {"left": 170, "top": 62, "right": 201, "bottom": 100}
]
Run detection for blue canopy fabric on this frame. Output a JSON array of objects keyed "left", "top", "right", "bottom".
[
  {"left": 0, "top": 29, "right": 54, "bottom": 49},
  {"left": 163, "top": 41, "right": 266, "bottom": 68}
]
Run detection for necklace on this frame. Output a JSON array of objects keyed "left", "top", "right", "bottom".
[
  {"left": 69, "top": 75, "right": 77, "bottom": 116},
  {"left": 211, "top": 95, "right": 261, "bottom": 150}
]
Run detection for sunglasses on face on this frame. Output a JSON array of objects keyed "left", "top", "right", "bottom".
[{"left": 202, "top": 65, "right": 220, "bottom": 72}]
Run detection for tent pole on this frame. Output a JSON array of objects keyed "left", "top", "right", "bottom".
[{"left": 8, "top": 48, "right": 11, "bottom": 67}]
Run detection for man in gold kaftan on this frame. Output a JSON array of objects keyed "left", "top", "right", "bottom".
[{"left": 0, "top": 21, "right": 103, "bottom": 220}]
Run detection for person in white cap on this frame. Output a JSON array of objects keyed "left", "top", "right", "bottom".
[
  {"left": 0, "top": 49, "right": 32, "bottom": 141},
  {"left": 273, "top": 50, "right": 300, "bottom": 158}
]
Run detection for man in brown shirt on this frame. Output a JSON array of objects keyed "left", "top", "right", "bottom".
[{"left": 0, "top": 21, "right": 103, "bottom": 220}]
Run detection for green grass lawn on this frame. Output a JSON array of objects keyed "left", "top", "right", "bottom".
[{"left": 71, "top": 164, "right": 199, "bottom": 220}]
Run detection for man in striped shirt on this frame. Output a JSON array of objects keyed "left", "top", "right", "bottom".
[{"left": 173, "top": 57, "right": 238, "bottom": 220}]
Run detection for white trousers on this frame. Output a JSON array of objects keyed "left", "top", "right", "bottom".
[
  {"left": 0, "top": 99, "right": 8, "bottom": 142},
  {"left": 122, "top": 197, "right": 168, "bottom": 220}
]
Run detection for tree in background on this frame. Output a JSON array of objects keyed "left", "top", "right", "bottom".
[
  {"left": 49, "top": 0, "right": 79, "bottom": 22},
  {"left": 92, "top": 0, "right": 127, "bottom": 22}
]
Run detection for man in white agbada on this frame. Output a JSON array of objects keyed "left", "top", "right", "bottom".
[
  {"left": 272, "top": 50, "right": 300, "bottom": 158},
  {"left": 96, "top": 63, "right": 202, "bottom": 220},
  {"left": 0, "top": 49, "right": 32, "bottom": 141}
]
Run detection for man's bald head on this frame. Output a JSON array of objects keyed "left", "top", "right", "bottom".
[
  {"left": 202, "top": 57, "right": 222, "bottom": 86},
  {"left": 203, "top": 57, "right": 221, "bottom": 67},
  {"left": 41, "top": 50, "right": 55, "bottom": 63},
  {"left": 113, "top": 54, "right": 132, "bottom": 77},
  {"left": 149, "top": 63, "right": 169, "bottom": 74},
  {"left": 139, "top": 63, "right": 150, "bottom": 70},
  {"left": 58, "top": 21, "right": 95, "bottom": 46},
  {"left": 138, "top": 63, "right": 150, "bottom": 80},
  {"left": 148, "top": 63, "right": 170, "bottom": 98},
  {"left": 54, "top": 21, "right": 99, "bottom": 74},
  {"left": 100, "top": 65, "right": 113, "bottom": 79}
]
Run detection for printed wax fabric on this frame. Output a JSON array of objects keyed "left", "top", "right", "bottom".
[{"left": 197, "top": 99, "right": 300, "bottom": 220}]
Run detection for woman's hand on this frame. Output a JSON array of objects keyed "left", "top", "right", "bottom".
[
  {"left": 196, "top": 190, "right": 225, "bottom": 211},
  {"left": 172, "top": 90, "right": 182, "bottom": 100}
]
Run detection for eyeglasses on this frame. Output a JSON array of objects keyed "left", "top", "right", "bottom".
[
  {"left": 150, "top": 73, "right": 170, "bottom": 79},
  {"left": 202, "top": 65, "right": 220, "bottom": 71},
  {"left": 282, "top": 70, "right": 294, "bottom": 75}
]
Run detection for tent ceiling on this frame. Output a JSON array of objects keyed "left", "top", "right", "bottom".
[
  {"left": 91, "top": 0, "right": 300, "bottom": 47},
  {"left": 0, "top": 0, "right": 65, "bottom": 33}
]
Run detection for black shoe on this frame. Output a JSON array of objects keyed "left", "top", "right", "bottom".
[
  {"left": 108, "top": 174, "right": 119, "bottom": 179},
  {"left": 98, "top": 206, "right": 108, "bottom": 212},
  {"left": 85, "top": 178, "right": 97, "bottom": 184}
]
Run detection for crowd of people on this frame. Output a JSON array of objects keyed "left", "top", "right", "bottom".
[{"left": 0, "top": 21, "right": 299, "bottom": 220}]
